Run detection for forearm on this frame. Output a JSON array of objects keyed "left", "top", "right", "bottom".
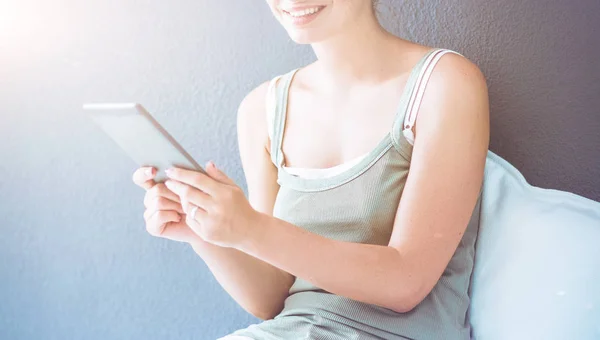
[
  {"left": 190, "top": 238, "right": 295, "bottom": 319},
  {"left": 237, "top": 213, "right": 420, "bottom": 313}
]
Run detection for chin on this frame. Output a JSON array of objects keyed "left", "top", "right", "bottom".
[{"left": 287, "top": 30, "right": 330, "bottom": 44}]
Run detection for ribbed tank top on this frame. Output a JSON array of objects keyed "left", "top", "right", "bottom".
[{"left": 226, "top": 48, "right": 484, "bottom": 340}]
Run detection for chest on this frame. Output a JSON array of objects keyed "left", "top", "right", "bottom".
[{"left": 280, "top": 82, "right": 407, "bottom": 169}]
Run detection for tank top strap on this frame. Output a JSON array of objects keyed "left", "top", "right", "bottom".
[
  {"left": 266, "top": 74, "right": 282, "bottom": 143},
  {"left": 391, "top": 48, "right": 465, "bottom": 156},
  {"left": 269, "top": 68, "right": 300, "bottom": 169}
]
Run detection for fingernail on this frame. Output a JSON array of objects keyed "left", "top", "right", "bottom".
[
  {"left": 145, "top": 168, "right": 153, "bottom": 176},
  {"left": 208, "top": 161, "right": 215, "bottom": 168},
  {"left": 165, "top": 168, "right": 173, "bottom": 176}
]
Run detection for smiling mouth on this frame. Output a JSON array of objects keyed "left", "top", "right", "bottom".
[{"left": 281, "top": 6, "right": 326, "bottom": 25}]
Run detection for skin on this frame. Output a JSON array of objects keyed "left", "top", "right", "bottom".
[{"left": 133, "top": 0, "right": 490, "bottom": 321}]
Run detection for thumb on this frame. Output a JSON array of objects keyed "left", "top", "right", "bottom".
[{"left": 205, "top": 161, "right": 235, "bottom": 185}]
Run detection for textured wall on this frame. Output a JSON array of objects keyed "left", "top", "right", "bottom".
[{"left": 1, "top": 0, "right": 598, "bottom": 339}]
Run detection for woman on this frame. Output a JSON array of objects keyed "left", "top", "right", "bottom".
[{"left": 133, "top": 0, "right": 490, "bottom": 339}]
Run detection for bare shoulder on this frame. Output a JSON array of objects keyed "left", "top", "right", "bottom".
[
  {"left": 427, "top": 49, "right": 488, "bottom": 97},
  {"left": 391, "top": 41, "right": 485, "bottom": 85},
  {"left": 236, "top": 79, "right": 273, "bottom": 153},
  {"left": 415, "top": 49, "right": 490, "bottom": 138},
  {"left": 235, "top": 77, "right": 281, "bottom": 215},
  {"left": 402, "top": 42, "right": 487, "bottom": 87}
]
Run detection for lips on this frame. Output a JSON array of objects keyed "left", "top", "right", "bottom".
[
  {"left": 281, "top": 5, "right": 326, "bottom": 26},
  {"left": 282, "top": 6, "right": 325, "bottom": 16}
]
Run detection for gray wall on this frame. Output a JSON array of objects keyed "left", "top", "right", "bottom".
[{"left": 1, "top": 0, "right": 598, "bottom": 339}]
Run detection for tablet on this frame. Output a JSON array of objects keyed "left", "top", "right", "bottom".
[{"left": 83, "top": 103, "right": 205, "bottom": 183}]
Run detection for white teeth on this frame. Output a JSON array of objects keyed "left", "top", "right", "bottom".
[{"left": 287, "top": 7, "right": 321, "bottom": 18}]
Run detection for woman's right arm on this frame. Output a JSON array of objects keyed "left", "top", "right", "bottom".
[
  {"left": 135, "top": 80, "right": 294, "bottom": 320},
  {"left": 189, "top": 80, "right": 295, "bottom": 320}
]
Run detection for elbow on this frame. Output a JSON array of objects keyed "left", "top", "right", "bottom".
[
  {"left": 389, "top": 297, "right": 421, "bottom": 314},
  {"left": 249, "top": 309, "right": 277, "bottom": 321},
  {"left": 388, "top": 280, "right": 428, "bottom": 314},
  {"left": 247, "top": 303, "right": 283, "bottom": 321}
]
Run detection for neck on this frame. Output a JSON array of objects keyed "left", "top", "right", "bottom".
[{"left": 310, "top": 14, "right": 400, "bottom": 88}]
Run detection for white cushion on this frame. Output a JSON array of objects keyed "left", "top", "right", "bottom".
[{"left": 469, "top": 150, "right": 600, "bottom": 339}]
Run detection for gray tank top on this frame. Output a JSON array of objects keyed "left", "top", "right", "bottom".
[{"left": 230, "top": 48, "right": 484, "bottom": 340}]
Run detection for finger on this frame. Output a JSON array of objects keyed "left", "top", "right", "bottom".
[
  {"left": 143, "top": 207, "right": 184, "bottom": 225},
  {"left": 165, "top": 180, "right": 214, "bottom": 211},
  {"left": 133, "top": 167, "right": 157, "bottom": 190},
  {"left": 147, "top": 196, "right": 185, "bottom": 215},
  {"left": 179, "top": 196, "right": 191, "bottom": 216},
  {"left": 181, "top": 201, "right": 208, "bottom": 217},
  {"left": 205, "top": 161, "right": 235, "bottom": 186},
  {"left": 145, "top": 210, "right": 181, "bottom": 237},
  {"left": 165, "top": 167, "right": 219, "bottom": 196},
  {"left": 178, "top": 197, "right": 209, "bottom": 221},
  {"left": 141, "top": 179, "right": 156, "bottom": 190},
  {"left": 143, "top": 207, "right": 155, "bottom": 221},
  {"left": 159, "top": 220, "right": 199, "bottom": 243},
  {"left": 144, "top": 183, "right": 181, "bottom": 208},
  {"left": 185, "top": 209, "right": 207, "bottom": 231}
]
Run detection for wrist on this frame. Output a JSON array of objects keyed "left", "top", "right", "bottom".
[
  {"left": 236, "top": 210, "right": 270, "bottom": 254},
  {"left": 188, "top": 236, "right": 210, "bottom": 253}
]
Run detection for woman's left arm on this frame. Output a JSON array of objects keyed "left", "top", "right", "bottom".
[{"left": 165, "top": 54, "right": 490, "bottom": 314}]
